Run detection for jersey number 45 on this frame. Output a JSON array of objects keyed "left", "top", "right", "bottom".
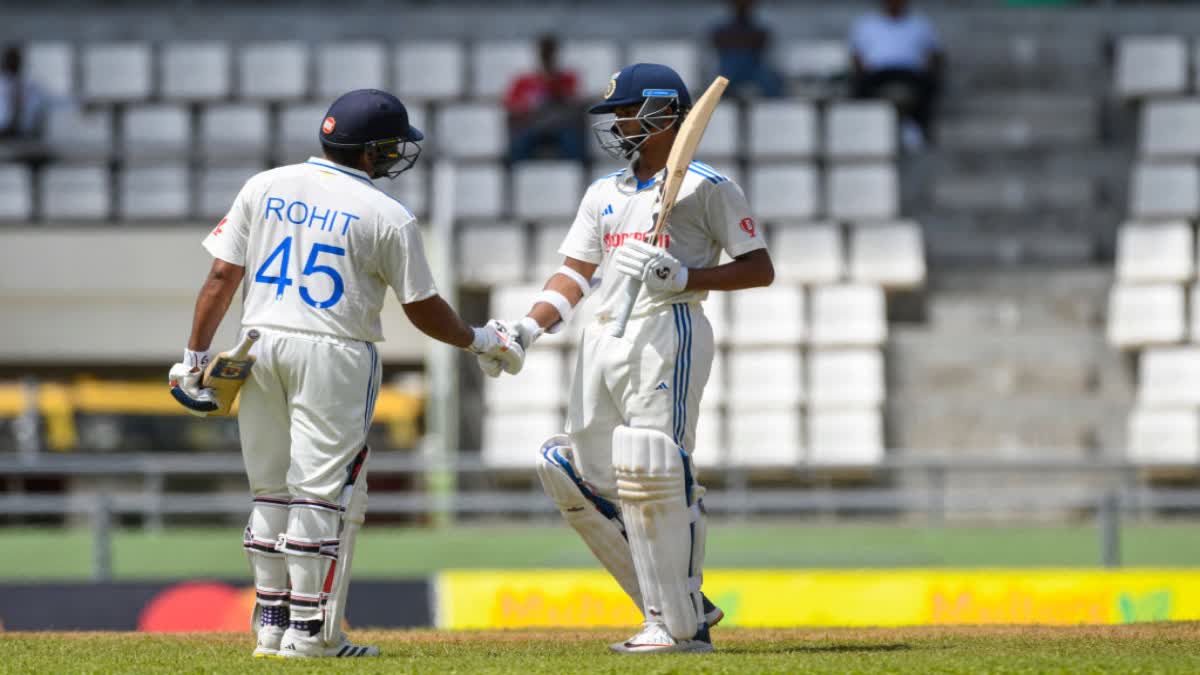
[{"left": 254, "top": 236, "right": 346, "bottom": 309}]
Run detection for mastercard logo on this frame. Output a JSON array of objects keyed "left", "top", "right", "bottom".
[{"left": 322, "top": 116, "right": 336, "bottom": 134}]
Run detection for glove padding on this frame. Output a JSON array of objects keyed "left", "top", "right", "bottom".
[
  {"left": 476, "top": 317, "right": 541, "bottom": 377},
  {"left": 612, "top": 239, "right": 688, "bottom": 294},
  {"left": 168, "top": 362, "right": 218, "bottom": 416},
  {"left": 469, "top": 319, "right": 526, "bottom": 377}
]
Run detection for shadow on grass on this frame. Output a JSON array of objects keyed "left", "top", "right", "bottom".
[{"left": 718, "top": 642, "right": 914, "bottom": 656}]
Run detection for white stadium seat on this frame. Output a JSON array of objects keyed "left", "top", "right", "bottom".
[
  {"left": 827, "top": 164, "right": 898, "bottom": 221},
  {"left": 849, "top": 221, "right": 926, "bottom": 289},
  {"left": 197, "top": 164, "right": 265, "bottom": 220},
  {"left": 41, "top": 165, "right": 110, "bottom": 221},
  {"left": 704, "top": 291, "right": 730, "bottom": 346},
  {"left": 482, "top": 410, "right": 563, "bottom": 469},
  {"left": 809, "top": 284, "right": 887, "bottom": 347},
  {"left": 1139, "top": 347, "right": 1200, "bottom": 407},
  {"left": 379, "top": 164, "right": 428, "bottom": 219},
  {"left": 122, "top": 105, "right": 191, "bottom": 160},
  {"left": 118, "top": 164, "right": 190, "bottom": 220},
  {"left": 277, "top": 103, "right": 329, "bottom": 164},
  {"left": 26, "top": 42, "right": 74, "bottom": 99},
  {"left": 484, "top": 349, "right": 565, "bottom": 411},
  {"left": 435, "top": 103, "right": 506, "bottom": 160},
  {"left": 807, "top": 408, "right": 884, "bottom": 465},
  {"left": 1107, "top": 283, "right": 1186, "bottom": 348},
  {"left": 702, "top": 348, "right": 726, "bottom": 409},
  {"left": 560, "top": 41, "right": 620, "bottom": 97},
  {"left": 82, "top": 43, "right": 151, "bottom": 101},
  {"left": 747, "top": 100, "right": 817, "bottom": 159},
  {"left": 728, "top": 409, "right": 804, "bottom": 467},
  {"left": 513, "top": 161, "right": 584, "bottom": 221},
  {"left": 825, "top": 101, "right": 897, "bottom": 160},
  {"left": 458, "top": 223, "right": 527, "bottom": 286},
  {"left": 238, "top": 42, "right": 308, "bottom": 100},
  {"left": 316, "top": 43, "right": 387, "bottom": 99},
  {"left": 1130, "top": 163, "right": 1200, "bottom": 220},
  {"left": 1140, "top": 99, "right": 1200, "bottom": 159},
  {"left": 628, "top": 40, "right": 700, "bottom": 90},
  {"left": 451, "top": 163, "right": 505, "bottom": 220},
  {"left": 779, "top": 40, "right": 849, "bottom": 81},
  {"left": 162, "top": 43, "right": 231, "bottom": 101},
  {"left": 728, "top": 348, "right": 804, "bottom": 408},
  {"left": 808, "top": 349, "right": 885, "bottom": 408},
  {"left": 45, "top": 107, "right": 112, "bottom": 160},
  {"left": 770, "top": 223, "right": 844, "bottom": 285},
  {"left": 0, "top": 164, "right": 33, "bottom": 221},
  {"left": 532, "top": 224, "right": 570, "bottom": 280},
  {"left": 471, "top": 41, "right": 537, "bottom": 99},
  {"left": 749, "top": 164, "right": 818, "bottom": 221},
  {"left": 1128, "top": 407, "right": 1200, "bottom": 464},
  {"left": 1115, "top": 221, "right": 1194, "bottom": 283},
  {"left": 1191, "top": 282, "right": 1200, "bottom": 343},
  {"left": 199, "top": 104, "right": 270, "bottom": 161},
  {"left": 729, "top": 284, "right": 806, "bottom": 346},
  {"left": 692, "top": 412, "right": 727, "bottom": 469},
  {"left": 696, "top": 103, "right": 740, "bottom": 161},
  {"left": 1115, "top": 36, "right": 1187, "bottom": 99},
  {"left": 394, "top": 42, "right": 466, "bottom": 101}
]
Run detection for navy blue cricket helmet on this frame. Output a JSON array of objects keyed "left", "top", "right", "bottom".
[
  {"left": 589, "top": 63, "right": 692, "bottom": 161},
  {"left": 320, "top": 89, "right": 423, "bottom": 179}
]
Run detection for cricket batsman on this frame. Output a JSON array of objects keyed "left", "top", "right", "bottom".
[
  {"left": 480, "top": 63, "right": 775, "bottom": 653},
  {"left": 168, "top": 89, "right": 524, "bottom": 658}
]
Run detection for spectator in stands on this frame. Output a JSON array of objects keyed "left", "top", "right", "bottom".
[
  {"left": 504, "top": 34, "right": 586, "bottom": 163},
  {"left": 0, "top": 45, "right": 49, "bottom": 140},
  {"left": 849, "top": 0, "right": 945, "bottom": 151},
  {"left": 709, "top": 0, "right": 784, "bottom": 98}
]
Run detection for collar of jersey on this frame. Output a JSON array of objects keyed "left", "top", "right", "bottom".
[
  {"left": 306, "top": 156, "right": 373, "bottom": 186},
  {"left": 619, "top": 166, "right": 663, "bottom": 192}
]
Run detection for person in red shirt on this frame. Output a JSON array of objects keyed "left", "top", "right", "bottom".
[{"left": 505, "top": 35, "right": 585, "bottom": 162}]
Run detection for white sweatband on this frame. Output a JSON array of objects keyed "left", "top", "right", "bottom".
[
  {"left": 183, "top": 349, "right": 212, "bottom": 369},
  {"left": 535, "top": 289, "right": 574, "bottom": 324},
  {"left": 556, "top": 265, "right": 592, "bottom": 298}
]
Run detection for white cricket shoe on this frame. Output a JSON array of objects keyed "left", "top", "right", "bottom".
[
  {"left": 277, "top": 628, "right": 380, "bottom": 658},
  {"left": 252, "top": 625, "right": 285, "bottom": 658},
  {"left": 609, "top": 621, "right": 714, "bottom": 654}
]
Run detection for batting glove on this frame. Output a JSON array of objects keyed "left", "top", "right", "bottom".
[
  {"left": 469, "top": 319, "right": 526, "bottom": 377},
  {"left": 612, "top": 239, "right": 688, "bottom": 294},
  {"left": 168, "top": 349, "right": 218, "bottom": 417}
]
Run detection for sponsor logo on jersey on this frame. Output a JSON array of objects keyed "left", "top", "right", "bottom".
[
  {"left": 740, "top": 217, "right": 756, "bottom": 237},
  {"left": 322, "top": 116, "right": 336, "bottom": 134},
  {"left": 211, "top": 217, "right": 227, "bottom": 236},
  {"left": 655, "top": 381, "right": 669, "bottom": 391},
  {"left": 602, "top": 204, "right": 614, "bottom": 216},
  {"left": 603, "top": 231, "right": 670, "bottom": 252}
]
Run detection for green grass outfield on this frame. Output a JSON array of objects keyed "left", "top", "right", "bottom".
[
  {"left": 3, "top": 625, "right": 1200, "bottom": 674},
  {"left": 3, "top": 522, "right": 1200, "bottom": 580}
]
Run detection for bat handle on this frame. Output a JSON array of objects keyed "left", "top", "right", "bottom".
[
  {"left": 232, "top": 329, "right": 261, "bottom": 359},
  {"left": 607, "top": 277, "right": 641, "bottom": 338}
]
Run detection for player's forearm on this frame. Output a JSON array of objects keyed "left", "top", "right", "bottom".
[
  {"left": 402, "top": 294, "right": 475, "bottom": 349},
  {"left": 684, "top": 249, "right": 774, "bottom": 292},
  {"left": 188, "top": 262, "right": 244, "bottom": 352},
  {"left": 526, "top": 258, "right": 597, "bottom": 330}
]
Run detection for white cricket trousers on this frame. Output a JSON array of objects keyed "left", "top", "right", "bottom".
[
  {"left": 565, "top": 302, "right": 714, "bottom": 502},
  {"left": 237, "top": 327, "right": 381, "bottom": 504}
]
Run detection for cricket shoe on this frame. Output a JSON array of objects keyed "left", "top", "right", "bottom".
[
  {"left": 609, "top": 621, "right": 714, "bottom": 654},
  {"left": 252, "top": 625, "right": 285, "bottom": 658},
  {"left": 277, "top": 627, "right": 379, "bottom": 658},
  {"left": 702, "top": 593, "right": 725, "bottom": 627}
]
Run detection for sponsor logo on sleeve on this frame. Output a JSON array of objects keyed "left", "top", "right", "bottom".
[{"left": 739, "top": 217, "right": 756, "bottom": 237}]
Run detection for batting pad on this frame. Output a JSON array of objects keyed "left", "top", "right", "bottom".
[
  {"left": 614, "top": 425, "right": 699, "bottom": 640},
  {"left": 536, "top": 435, "right": 643, "bottom": 614},
  {"left": 322, "top": 446, "right": 369, "bottom": 644}
]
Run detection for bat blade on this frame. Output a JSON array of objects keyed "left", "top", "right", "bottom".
[{"left": 201, "top": 329, "right": 261, "bottom": 416}]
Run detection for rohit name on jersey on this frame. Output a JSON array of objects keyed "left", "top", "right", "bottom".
[
  {"left": 265, "top": 196, "right": 360, "bottom": 237},
  {"left": 603, "top": 231, "right": 671, "bottom": 252}
]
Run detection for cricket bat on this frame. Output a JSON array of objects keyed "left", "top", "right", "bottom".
[
  {"left": 607, "top": 75, "right": 729, "bottom": 339},
  {"left": 201, "top": 329, "right": 261, "bottom": 416}
]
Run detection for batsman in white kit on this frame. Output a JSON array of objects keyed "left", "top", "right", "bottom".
[
  {"left": 168, "top": 89, "right": 524, "bottom": 658},
  {"left": 480, "top": 63, "right": 774, "bottom": 653}
]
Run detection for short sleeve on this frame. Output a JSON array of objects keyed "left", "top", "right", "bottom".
[
  {"left": 381, "top": 222, "right": 439, "bottom": 304},
  {"left": 557, "top": 184, "right": 604, "bottom": 264},
  {"left": 707, "top": 180, "right": 767, "bottom": 258},
  {"left": 201, "top": 175, "right": 256, "bottom": 266}
]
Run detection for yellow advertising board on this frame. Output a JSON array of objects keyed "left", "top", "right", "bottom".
[{"left": 435, "top": 569, "right": 1200, "bottom": 629}]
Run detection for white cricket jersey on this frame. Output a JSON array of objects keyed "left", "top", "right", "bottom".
[
  {"left": 202, "top": 156, "right": 437, "bottom": 343},
  {"left": 558, "top": 161, "right": 766, "bottom": 318}
]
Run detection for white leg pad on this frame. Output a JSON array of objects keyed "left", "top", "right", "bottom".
[
  {"left": 282, "top": 500, "right": 341, "bottom": 622},
  {"left": 536, "top": 435, "right": 643, "bottom": 613},
  {"left": 321, "top": 446, "right": 369, "bottom": 644},
  {"left": 244, "top": 495, "right": 290, "bottom": 606},
  {"left": 614, "top": 425, "right": 700, "bottom": 640}
]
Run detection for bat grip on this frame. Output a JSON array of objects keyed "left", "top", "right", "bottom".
[{"left": 607, "top": 276, "right": 642, "bottom": 338}]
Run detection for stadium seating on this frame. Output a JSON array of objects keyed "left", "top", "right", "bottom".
[
  {"left": 770, "top": 223, "right": 844, "bottom": 285},
  {"left": 531, "top": 224, "right": 571, "bottom": 280},
  {"left": 827, "top": 164, "right": 899, "bottom": 221},
  {"left": 199, "top": 104, "right": 270, "bottom": 161},
  {"left": 1140, "top": 99, "right": 1200, "bottom": 159},
  {"left": 729, "top": 284, "right": 806, "bottom": 346},
  {"left": 450, "top": 163, "right": 505, "bottom": 221},
  {"left": 277, "top": 103, "right": 329, "bottom": 164},
  {"left": 747, "top": 101, "right": 818, "bottom": 159},
  {"left": 728, "top": 409, "right": 804, "bottom": 467},
  {"left": 40, "top": 165, "right": 110, "bottom": 221},
  {"left": 849, "top": 221, "right": 926, "bottom": 289},
  {"left": 628, "top": 40, "right": 699, "bottom": 90},
  {"left": 728, "top": 348, "right": 804, "bottom": 408},
  {"left": 471, "top": 41, "right": 537, "bottom": 100},
  {"left": 161, "top": 43, "right": 230, "bottom": 101},
  {"left": 45, "top": 107, "right": 112, "bottom": 161},
  {"left": 749, "top": 164, "right": 819, "bottom": 221},
  {"left": 1127, "top": 408, "right": 1200, "bottom": 463},
  {"left": 808, "top": 349, "right": 885, "bottom": 408},
  {"left": 197, "top": 164, "right": 264, "bottom": 220},
  {"left": 1106, "top": 283, "right": 1186, "bottom": 348},
  {"left": 1114, "top": 221, "right": 1194, "bottom": 283},
  {"left": 807, "top": 408, "right": 884, "bottom": 465},
  {"left": 484, "top": 349, "right": 565, "bottom": 410},
  {"left": 434, "top": 103, "right": 506, "bottom": 160},
  {"left": 696, "top": 103, "right": 740, "bottom": 161},
  {"left": 315, "top": 43, "right": 387, "bottom": 99},
  {"left": 559, "top": 41, "right": 620, "bottom": 96},
  {"left": 692, "top": 412, "right": 727, "bottom": 469},
  {"left": 458, "top": 223, "right": 527, "bottom": 286},
  {"left": 1138, "top": 347, "right": 1200, "bottom": 407},
  {"left": 825, "top": 102, "right": 897, "bottom": 160},
  {"left": 25, "top": 42, "right": 74, "bottom": 99},
  {"left": 1115, "top": 36, "right": 1188, "bottom": 100},
  {"left": 82, "top": 43, "right": 152, "bottom": 102},
  {"left": 380, "top": 164, "right": 428, "bottom": 218},
  {"left": 238, "top": 42, "right": 308, "bottom": 100},
  {"left": 394, "top": 42, "right": 465, "bottom": 101},
  {"left": 1130, "top": 163, "right": 1200, "bottom": 220},
  {"left": 482, "top": 410, "right": 563, "bottom": 469},
  {"left": 512, "top": 161, "right": 584, "bottom": 222},
  {"left": 122, "top": 105, "right": 191, "bottom": 161},
  {"left": 0, "top": 165, "right": 33, "bottom": 221},
  {"left": 118, "top": 164, "right": 190, "bottom": 220},
  {"left": 809, "top": 284, "right": 887, "bottom": 347}
]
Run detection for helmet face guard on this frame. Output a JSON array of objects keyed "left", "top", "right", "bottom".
[
  {"left": 364, "top": 137, "right": 421, "bottom": 180},
  {"left": 591, "top": 95, "right": 684, "bottom": 161}
]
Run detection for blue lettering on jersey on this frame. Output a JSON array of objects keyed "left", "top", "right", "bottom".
[{"left": 264, "top": 196, "right": 359, "bottom": 238}]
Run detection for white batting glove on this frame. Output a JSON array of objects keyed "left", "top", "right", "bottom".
[
  {"left": 612, "top": 239, "right": 688, "bottom": 294},
  {"left": 168, "top": 349, "right": 218, "bottom": 417},
  {"left": 475, "top": 317, "right": 542, "bottom": 377},
  {"left": 469, "top": 319, "right": 526, "bottom": 376}
]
